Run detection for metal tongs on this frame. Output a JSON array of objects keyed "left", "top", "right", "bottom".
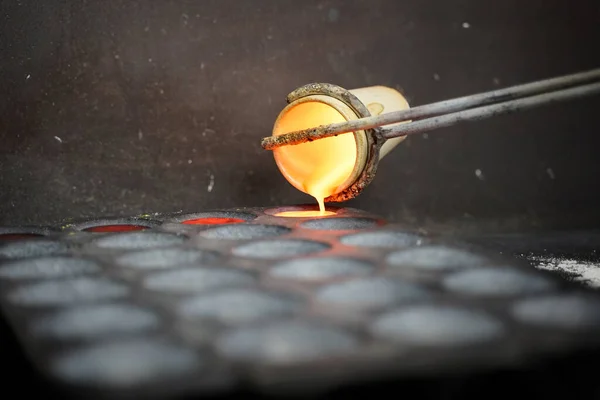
[{"left": 261, "top": 68, "right": 600, "bottom": 150}]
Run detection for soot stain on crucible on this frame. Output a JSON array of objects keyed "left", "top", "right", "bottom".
[
  {"left": 371, "top": 305, "right": 505, "bottom": 346},
  {"left": 340, "top": 231, "right": 422, "bottom": 248},
  {"left": 217, "top": 320, "right": 359, "bottom": 364},
  {"left": 31, "top": 303, "right": 160, "bottom": 339},
  {"left": 232, "top": 239, "right": 330, "bottom": 259},
  {"left": 443, "top": 267, "right": 556, "bottom": 297},
  {"left": 116, "top": 248, "right": 219, "bottom": 269},
  {"left": 386, "top": 245, "right": 488, "bottom": 271},
  {"left": 0, "top": 256, "right": 100, "bottom": 280},
  {"left": 51, "top": 338, "right": 201, "bottom": 387},
  {"left": 300, "top": 217, "right": 378, "bottom": 231},
  {"left": 0, "top": 240, "right": 69, "bottom": 259},
  {"left": 90, "top": 231, "right": 187, "bottom": 250},
  {"left": 144, "top": 267, "right": 255, "bottom": 293},
  {"left": 200, "top": 224, "right": 290, "bottom": 240},
  {"left": 179, "top": 288, "right": 301, "bottom": 324},
  {"left": 8, "top": 277, "right": 129, "bottom": 306},
  {"left": 316, "top": 277, "right": 430, "bottom": 310},
  {"left": 269, "top": 257, "right": 373, "bottom": 281},
  {"left": 512, "top": 294, "right": 600, "bottom": 329}
]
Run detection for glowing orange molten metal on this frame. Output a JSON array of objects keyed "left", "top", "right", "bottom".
[
  {"left": 274, "top": 210, "right": 336, "bottom": 218},
  {"left": 273, "top": 102, "right": 357, "bottom": 216}
]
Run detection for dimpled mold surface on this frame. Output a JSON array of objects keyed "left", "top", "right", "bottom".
[
  {"left": 1, "top": 206, "right": 600, "bottom": 399},
  {"left": 0, "top": 257, "right": 100, "bottom": 280},
  {"left": 217, "top": 320, "right": 359, "bottom": 364},
  {"left": 116, "top": 248, "right": 219, "bottom": 269},
  {"left": 0, "top": 240, "right": 69, "bottom": 259},
  {"left": 370, "top": 305, "right": 505, "bottom": 346},
  {"left": 51, "top": 338, "right": 201, "bottom": 387},
  {"left": 269, "top": 257, "right": 373, "bottom": 281},
  {"left": 179, "top": 289, "right": 301, "bottom": 324},
  {"left": 30, "top": 303, "right": 160, "bottom": 339}
]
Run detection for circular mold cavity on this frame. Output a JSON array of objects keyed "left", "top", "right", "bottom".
[
  {"left": 183, "top": 217, "right": 245, "bottom": 225},
  {"left": 275, "top": 210, "right": 337, "bottom": 218},
  {"left": 0, "top": 240, "right": 69, "bottom": 259},
  {"left": 265, "top": 205, "right": 341, "bottom": 217},
  {"left": 8, "top": 277, "right": 129, "bottom": 307},
  {"left": 179, "top": 289, "right": 301, "bottom": 324},
  {"left": 512, "top": 294, "right": 600, "bottom": 330},
  {"left": 386, "top": 245, "right": 488, "bottom": 271},
  {"left": 51, "top": 338, "right": 200, "bottom": 387},
  {"left": 269, "top": 257, "right": 373, "bottom": 281},
  {"left": 217, "top": 321, "right": 358, "bottom": 364},
  {"left": 0, "top": 257, "right": 100, "bottom": 280},
  {"left": 144, "top": 267, "right": 255, "bottom": 294},
  {"left": 0, "top": 227, "right": 49, "bottom": 240},
  {"left": 91, "top": 232, "right": 186, "bottom": 250},
  {"left": 300, "top": 217, "right": 378, "bottom": 231},
  {"left": 84, "top": 225, "right": 150, "bottom": 233},
  {"left": 171, "top": 211, "right": 256, "bottom": 224},
  {"left": 232, "top": 239, "right": 330, "bottom": 259},
  {"left": 0, "top": 233, "right": 45, "bottom": 241},
  {"left": 371, "top": 305, "right": 505, "bottom": 346},
  {"left": 316, "top": 277, "right": 429, "bottom": 310},
  {"left": 31, "top": 303, "right": 160, "bottom": 339},
  {"left": 340, "top": 231, "right": 422, "bottom": 249},
  {"left": 200, "top": 224, "right": 290, "bottom": 240},
  {"left": 69, "top": 219, "right": 158, "bottom": 232},
  {"left": 116, "top": 248, "right": 219, "bottom": 270},
  {"left": 443, "top": 268, "right": 556, "bottom": 297}
]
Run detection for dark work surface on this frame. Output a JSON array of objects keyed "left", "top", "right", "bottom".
[
  {"left": 1, "top": 0, "right": 600, "bottom": 233},
  {"left": 1, "top": 297, "right": 600, "bottom": 400},
  {"left": 461, "top": 230, "right": 600, "bottom": 288},
  {"left": 1, "top": 222, "right": 600, "bottom": 399}
]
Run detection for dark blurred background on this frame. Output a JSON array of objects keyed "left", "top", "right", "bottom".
[{"left": 1, "top": 0, "right": 599, "bottom": 234}]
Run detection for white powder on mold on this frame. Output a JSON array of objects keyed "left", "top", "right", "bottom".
[{"left": 528, "top": 254, "right": 600, "bottom": 288}]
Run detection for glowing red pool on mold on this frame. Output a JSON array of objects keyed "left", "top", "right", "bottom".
[
  {"left": 84, "top": 225, "right": 150, "bottom": 233},
  {"left": 0, "top": 233, "right": 44, "bottom": 241}
]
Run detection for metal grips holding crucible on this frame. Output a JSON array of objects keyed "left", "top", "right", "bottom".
[{"left": 263, "top": 69, "right": 600, "bottom": 212}]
